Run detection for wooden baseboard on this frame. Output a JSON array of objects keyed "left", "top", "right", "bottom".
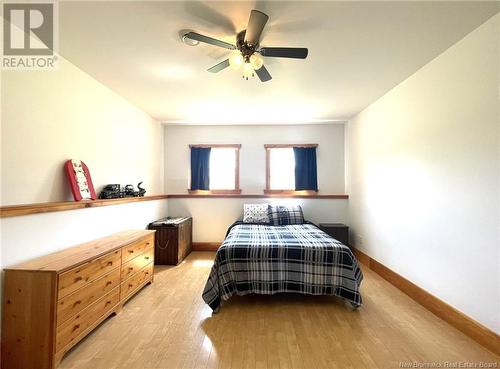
[
  {"left": 352, "top": 247, "right": 500, "bottom": 356},
  {"left": 192, "top": 242, "right": 220, "bottom": 251}
]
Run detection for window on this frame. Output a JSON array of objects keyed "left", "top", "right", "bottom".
[
  {"left": 189, "top": 144, "right": 240, "bottom": 194},
  {"left": 209, "top": 148, "right": 237, "bottom": 190},
  {"left": 269, "top": 148, "right": 295, "bottom": 190},
  {"left": 265, "top": 144, "right": 318, "bottom": 194}
]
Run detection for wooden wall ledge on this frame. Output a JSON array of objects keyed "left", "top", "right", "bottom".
[
  {"left": 0, "top": 194, "right": 348, "bottom": 218},
  {"left": 0, "top": 195, "right": 168, "bottom": 218},
  {"left": 167, "top": 194, "right": 349, "bottom": 199}
]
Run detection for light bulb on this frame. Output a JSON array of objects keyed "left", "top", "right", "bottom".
[
  {"left": 243, "top": 62, "right": 254, "bottom": 79},
  {"left": 229, "top": 52, "right": 244, "bottom": 70},
  {"left": 250, "top": 53, "right": 264, "bottom": 70}
]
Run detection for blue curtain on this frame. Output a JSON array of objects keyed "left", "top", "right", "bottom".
[
  {"left": 190, "top": 147, "right": 211, "bottom": 190},
  {"left": 293, "top": 147, "right": 318, "bottom": 191}
]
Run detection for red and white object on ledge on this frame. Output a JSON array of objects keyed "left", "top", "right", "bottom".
[{"left": 64, "top": 159, "right": 96, "bottom": 201}]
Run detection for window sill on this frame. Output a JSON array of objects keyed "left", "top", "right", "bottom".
[
  {"left": 263, "top": 190, "right": 318, "bottom": 196},
  {"left": 187, "top": 189, "right": 242, "bottom": 195}
]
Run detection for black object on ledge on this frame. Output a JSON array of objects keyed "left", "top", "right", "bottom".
[{"left": 99, "top": 181, "right": 146, "bottom": 199}]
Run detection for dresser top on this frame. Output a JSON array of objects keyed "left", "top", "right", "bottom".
[{"left": 5, "top": 229, "right": 155, "bottom": 272}]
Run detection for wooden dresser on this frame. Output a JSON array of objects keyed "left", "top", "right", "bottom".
[
  {"left": 148, "top": 217, "right": 192, "bottom": 265},
  {"left": 1, "top": 229, "right": 155, "bottom": 369}
]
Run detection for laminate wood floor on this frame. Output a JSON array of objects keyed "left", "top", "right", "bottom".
[{"left": 59, "top": 251, "right": 499, "bottom": 369}]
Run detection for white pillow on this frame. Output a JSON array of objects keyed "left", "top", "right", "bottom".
[{"left": 243, "top": 204, "right": 270, "bottom": 224}]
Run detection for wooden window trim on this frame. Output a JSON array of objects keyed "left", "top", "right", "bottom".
[
  {"left": 189, "top": 144, "right": 241, "bottom": 192},
  {"left": 264, "top": 144, "right": 318, "bottom": 149},
  {"left": 265, "top": 144, "right": 318, "bottom": 193},
  {"left": 189, "top": 144, "right": 241, "bottom": 148}
]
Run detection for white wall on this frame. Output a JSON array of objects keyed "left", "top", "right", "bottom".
[
  {"left": 164, "top": 124, "right": 347, "bottom": 241},
  {"left": 169, "top": 198, "right": 348, "bottom": 242},
  {"left": 1, "top": 55, "right": 167, "bottom": 269},
  {"left": 346, "top": 14, "right": 500, "bottom": 333},
  {"left": 164, "top": 124, "right": 345, "bottom": 193},
  {"left": 1, "top": 60, "right": 164, "bottom": 205},
  {"left": 1, "top": 202, "right": 167, "bottom": 267}
]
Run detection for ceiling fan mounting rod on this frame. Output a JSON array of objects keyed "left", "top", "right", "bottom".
[{"left": 236, "top": 30, "right": 257, "bottom": 57}]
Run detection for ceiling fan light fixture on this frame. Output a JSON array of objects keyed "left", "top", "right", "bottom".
[
  {"left": 243, "top": 62, "right": 254, "bottom": 79},
  {"left": 250, "top": 53, "right": 264, "bottom": 70},
  {"left": 229, "top": 51, "right": 244, "bottom": 70}
]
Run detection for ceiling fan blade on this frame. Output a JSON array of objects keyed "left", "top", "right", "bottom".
[
  {"left": 244, "top": 10, "right": 269, "bottom": 46},
  {"left": 260, "top": 47, "right": 308, "bottom": 59},
  {"left": 207, "top": 59, "right": 230, "bottom": 73},
  {"left": 184, "top": 32, "right": 235, "bottom": 50},
  {"left": 255, "top": 65, "right": 272, "bottom": 82}
]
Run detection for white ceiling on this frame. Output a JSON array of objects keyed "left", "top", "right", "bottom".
[{"left": 59, "top": 1, "right": 499, "bottom": 124}]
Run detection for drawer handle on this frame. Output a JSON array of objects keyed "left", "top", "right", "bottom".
[
  {"left": 128, "top": 284, "right": 133, "bottom": 288},
  {"left": 73, "top": 300, "right": 82, "bottom": 307},
  {"left": 128, "top": 250, "right": 134, "bottom": 254},
  {"left": 107, "top": 261, "right": 113, "bottom": 266},
  {"left": 105, "top": 300, "right": 112, "bottom": 306},
  {"left": 145, "top": 271, "right": 149, "bottom": 275},
  {"left": 106, "top": 281, "right": 113, "bottom": 286},
  {"left": 145, "top": 256, "right": 150, "bottom": 260},
  {"left": 74, "top": 276, "right": 83, "bottom": 282},
  {"left": 72, "top": 324, "right": 80, "bottom": 332},
  {"left": 128, "top": 266, "right": 134, "bottom": 271}
]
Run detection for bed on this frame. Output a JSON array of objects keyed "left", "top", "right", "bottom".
[{"left": 202, "top": 221, "right": 364, "bottom": 312}]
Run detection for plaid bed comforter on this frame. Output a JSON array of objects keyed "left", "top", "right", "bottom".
[{"left": 202, "top": 222, "right": 363, "bottom": 312}]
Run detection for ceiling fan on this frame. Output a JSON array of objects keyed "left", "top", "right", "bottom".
[{"left": 182, "top": 9, "right": 308, "bottom": 82}]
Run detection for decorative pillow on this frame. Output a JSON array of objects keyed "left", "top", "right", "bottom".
[
  {"left": 268, "top": 205, "right": 281, "bottom": 226},
  {"left": 243, "top": 204, "right": 270, "bottom": 224},
  {"left": 277, "top": 205, "right": 305, "bottom": 225}
]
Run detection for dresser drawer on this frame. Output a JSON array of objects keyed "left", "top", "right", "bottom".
[
  {"left": 120, "top": 263, "right": 153, "bottom": 300},
  {"left": 56, "top": 268, "right": 120, "bottom": 326},
  {"left": 121, "top": 247, "right": 154, "bottom": 280},
  {"left": 57, "top": 249, "right": 121, "bottom": 300},
  {"left": 122, "top": 236, "right": 154, "bottom": 263},
  {"left": 55, "top": 287, "right": 120, "bottom": 353}
]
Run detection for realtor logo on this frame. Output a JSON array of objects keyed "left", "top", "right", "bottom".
[{"left": 2, "top": 1, "right": 58, "bottom": 69}]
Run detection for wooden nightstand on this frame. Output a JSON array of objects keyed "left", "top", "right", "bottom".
[{"left": 319, "top": 223, "right": 349, "bottom": 246}]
